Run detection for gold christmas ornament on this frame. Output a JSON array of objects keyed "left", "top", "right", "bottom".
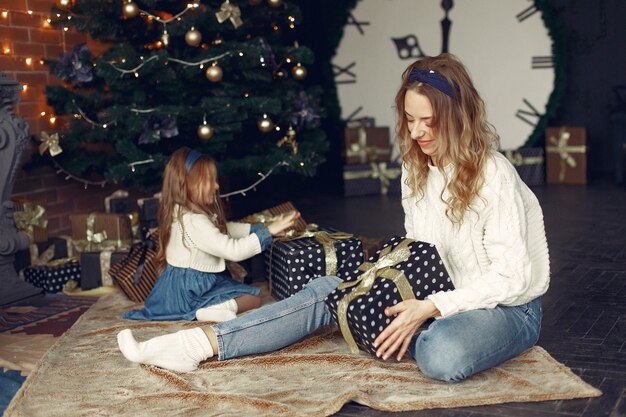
[
  {"left": 248, "top": 0, "right": 262, "bottom": 5},
  {"left": 257, "top": 114, "right": 274, "bottom": 133},
  {"left": 276, "top": 125, "right": 298, "bottom": 154},
  {"left": 185, "top": 27, "right": 202, "bottom": 47},
  {"left": 216, "top": 0, "right": 243, "bottom": 29},
  {"left": 291, "top": 63, "right": 307, "bottom": 80},
  {"left": 197, "top": 122, "right": 214, "bottom": 140},
  {"left": 205, "top": 63, "right": 223, "bottom": 82},
  {"left": 38, "top": 131, "right": 63, "bottom": 156},
  {"left": 267, "top": 0, "right": 283, "bottom": 7},
  {"left": 122, "top": 1, "right": 139, "bottom": 18}
]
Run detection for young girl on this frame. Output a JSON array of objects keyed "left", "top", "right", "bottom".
[
  {"left": 123, "top": 147, "right": 298, "bottom": 323},
  {"left": 118, "top": 54, "right": 549, "bottom": 382}
]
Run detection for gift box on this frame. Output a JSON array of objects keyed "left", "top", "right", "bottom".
[
  {"left": 266, "top": 226, "right": 363, "bottom": 301},
  {"left": 69, "top": 212, "right": 132, "bottom": 251},
  {"left": 108, "top": 232, "right": 160, "bottom": 302},
  {"left": 545, "top": 127, "right": 587, "bottom": 184},
  {"left": 14, "top": 236, "right": 73, "bottom": 272},
  {"left": 80, "top": 250, "right": 129, "bottom": 290},
  {"left": 343, "top": 162, "right": 401, "bottom": 197},
  {"left": 105, "top": 190, "right": 131, "bottom": 214},
  {"left": 325, "top": 236, "right": 454, "bottom": 355},
  {"left": 12, "top": 199, "right": 48, "bottom": 243},
  {"left": 23, "top": 260, "right": 81, "bottom": 293},
  {"left": 344, "top": 126, "right": 392, "bottom": 165},
  {"left": 502, "top": 147, "right": 545, "bottom": 186},
  {"left": 137, "top": 196, "right": 160, "bottom": 239},
  {"left": 239, "top": 201, "right": 307, "bottom": 234}
]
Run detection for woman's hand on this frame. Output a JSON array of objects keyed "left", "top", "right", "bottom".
[
  {"left": 373, "top": 299, "right": 439, "bottom": 361},
  {"left": 267, "top": 211, "right": 300, "bottom": 236}
]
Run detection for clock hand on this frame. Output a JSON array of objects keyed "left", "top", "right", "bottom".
[{"left": 440, "top": 0, "right": 453, "bottom": 53}]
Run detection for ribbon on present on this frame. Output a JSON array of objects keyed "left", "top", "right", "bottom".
[
  {"left": 343, "top": 162, "right": 401, "bottom": 195},
  {"left": 346, "top": 127, "right": 391, "bottom": 164},
  {"left": 30, "top": 244, "right": 55, "bottom": 266},
  {"left": 38, "top": 132, "right": 63, "bottom": 157},
  {"left": 546, "top": 128, "right": 587, "bottom": 183},
  {"left": 14, "top": 202, "right": 48, "bottom": 241},
  {"left": 72, "top": 213, "right": 125, "bottom": 253},
  {"left": 267, "top": 224, "right": 353, "bottom": 295},
  {"left": 215, "top": 0, "right": 243, "bottom": 28},
  {"left": 504, "top": 150, "right": 544, "bottom": 167},
  {"left": 335, "top": 239, "right": 415, "bottom": 354}
]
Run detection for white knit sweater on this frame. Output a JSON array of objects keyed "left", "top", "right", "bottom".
[
  {"left": 401, "top": 151, "right": 550, "bottom": 318},
  {"left": 165, "top": 207, "right": 262, "bottom": 273}
]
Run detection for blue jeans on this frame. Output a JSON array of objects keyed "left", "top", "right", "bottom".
[{"left": 211, "top": 276, "right": 542, "bottom": 382}]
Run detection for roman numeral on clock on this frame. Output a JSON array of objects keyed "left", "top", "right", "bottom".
[
  {"left": 532, "top": 55, "right": 555, "bottom": 69},
  {"left": 515, "top": 99, "right": 543, "bottom": 127},
  {"left": 516, "top": 5, "right": 538, "bottom": 22}
]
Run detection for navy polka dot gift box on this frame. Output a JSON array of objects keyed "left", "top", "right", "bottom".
[
  {"left": 266, "top": 228, "right": 364, "bottom": 301},
  {"left": 325, "top": 236, "right": 454, "bottom": 355},
  {"left": 23, "top": 260, "right": 81, "bottom": 293}
]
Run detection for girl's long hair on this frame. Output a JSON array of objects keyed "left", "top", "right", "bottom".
[
  {"left": 155, "top": 147, "right": 227, "bottom": 270},
  {"left": 394, "top": 53, "right": 499, "bottom": 223}
]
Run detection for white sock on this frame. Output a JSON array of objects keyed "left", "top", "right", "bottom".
[
  {"left": 195, "top": 299, "right": 238, "bottom": 322},
  {"left": 117, "top": 328, "right": 213, "bottom": 372}
]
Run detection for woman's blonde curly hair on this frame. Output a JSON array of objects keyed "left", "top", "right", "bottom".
[{"left": 395, "top": 53, "right": 500, "bottom": 223}]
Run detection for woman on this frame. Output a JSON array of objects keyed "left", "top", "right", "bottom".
[{"left": 117, "top": 53, "right": 550, "bottom": 382}]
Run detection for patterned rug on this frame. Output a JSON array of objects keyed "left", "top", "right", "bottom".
[{"left": 0, "top": 294, "right": 96, "bottom": 336}]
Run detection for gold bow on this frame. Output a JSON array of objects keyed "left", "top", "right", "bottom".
[
  {"left": 215, "top": 1, "right": 243, "bottom": 28},
  {"left": 342, "top": 162, "right": 401, "bottom": 195},
  {"left": 546, "top": 128, "right": 586, "bottom": 182},
  {"left": 72, "top": 213, "right": 110, "bottom": 252},
  {"left": 31, "top": 244, "right": 55, "bottom": 266},
  {"left": 336, "top": 239, "right": 415, "bottom": 354},
  {"left": 38, "top": 132, "right": 63, "bottom": 157},
  {"left": 504, "top": 150, "right": 544, "bottom": 167},
  {"left": 14, "top": 202, "right": 48, "bottom": 241}
]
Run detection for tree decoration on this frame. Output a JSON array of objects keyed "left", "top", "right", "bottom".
[
  {"left": 276, "top": 125, "right": 298, "bottom": 154},
  {"left": 38, "top": 132, "right": 63, "bottom": 157},
  {"left": 291, "top": 91, "right": 320, "bottom": 129},
  {"left": 56, "top": 0, "right": 73, "bottom": 10},
  {"left": 122, "top": 1, "right": 139, "bottom": 18},
  {"left": 161, "top": 27, "right": 170, "bottom": 46},
  {"left": 257, "top": 113, "right": 275, "bottom": 133},
  {"left": 138, "top": 115, "right": 179, "bottom": 144},
  {"left": 54, "top": 43, "right": 93, "bottom": 84},
  {"left": 291, "top": 63, "right": 307, "bottom": 80},
  {"left": 268, "top": 0, "right": 283, "bottom": 7},
  {"left": 216, "top": 1, "right": 243, "bottom": 29},
  {"left": 205, "top": 62, "right": 224, "bottom": 82},
  {"left": 197, "top": 116, "right": 214, "bottom": 140},
  {"left": 185, "top": 27, "right": 202, "bottom": 47}
]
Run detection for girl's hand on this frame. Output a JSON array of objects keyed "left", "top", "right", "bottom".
[
  {"left": 373, "top": 299, "right": 439, "bottom": 361},
  {"left": 267, "top": 211, "right": 300, "bottom": 236}
]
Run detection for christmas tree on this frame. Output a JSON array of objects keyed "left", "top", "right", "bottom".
[{"left": 43, "top": 0, "right": 328, "bottom": 193}]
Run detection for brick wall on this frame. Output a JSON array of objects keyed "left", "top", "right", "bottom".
[{"left": 1, "top": 0, "right": 148, "bottom": 236}]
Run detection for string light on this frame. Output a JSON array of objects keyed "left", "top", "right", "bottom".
[
  {"left": 52, "top": 160, "right": 107, "bottom": 189},
  {"left": 220, "top": 161, "right": 289, "bottom": 198},
  {"left": 72, "top": 101, "right": 115, "bottom": 128}
]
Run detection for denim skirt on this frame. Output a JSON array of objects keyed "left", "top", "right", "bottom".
[{"left": 122, "top": 264, "right": 260, "bottom": 321}]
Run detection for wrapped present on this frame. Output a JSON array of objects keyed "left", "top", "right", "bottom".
[
  {"left": 23, "top": 259, "right": 81, "bottom": 293},
  {"left": 80, "top": 250, "right": 129, "bottom": 290},
  {"left": 137, "top": 196, "right": 160, "bottom": 239},
  {"left": 108, "top": 232, "right": 160, "bottom": 302},
  {"left": 545, "top": 127, "right": 587, "bottom": 184},
  {"left": 14, "top": 236, "right": 73, "bottom": 272},
  {"left": 105, "top": 190, "right": 131, "bottom": 214},
  {"left": 502, "top": 147, "right": 545, "bottom": 186},
  {"left": 325, "top": 236, "right": 454, "bottom": 355},
  {"left": 266, "top": 225, "right": 363, "bottom": 301},
  {"left": 344, "top": 126, "right": 392, "bottom": 165},
  {"left": 239, "top": 201, "right": 307, "bottom": 235},
  {"left": 343, "top": 162, "right": 401, "bottom": 197},
  {"left": 69, "top": 212, "right": 132, "bottom": 252},
  {"left": 12, "top": 199, "right": 48, "bottom": 243}
]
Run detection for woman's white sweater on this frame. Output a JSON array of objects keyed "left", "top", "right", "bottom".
[{"left": 401, "top": 151, "right": 550, "bottom": 318}]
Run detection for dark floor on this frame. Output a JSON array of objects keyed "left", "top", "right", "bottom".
[{"left": 282, "top": 182, "right": 626, "bottom": 417}]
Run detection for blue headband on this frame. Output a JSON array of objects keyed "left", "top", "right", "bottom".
[
  {"left": 185, "top": 150, "right": 202, "bottom": 173},
  {"left": 408, "top": 68, "right": 458, "bottom": 98}
]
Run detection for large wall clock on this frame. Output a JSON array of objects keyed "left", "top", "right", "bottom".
[{"left": 334, "top": 0, "right": 557, "bottom": 151}]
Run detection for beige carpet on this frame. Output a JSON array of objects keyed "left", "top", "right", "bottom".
[{"left": 5, "top": 287, "right": 601, "bottom": 417}]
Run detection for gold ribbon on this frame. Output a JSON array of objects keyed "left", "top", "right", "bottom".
[
  {"left": 335, "top": 239, "right": 415, "bottom": 354},
  {"left": 72, "top": 213, "right": 108, "bottom": 252},
  {"left": 215, "top": 0, "right": 243, "bottom": 28},
  {"left": 342, "top": 162, "right": 401, "bottom": 195},
  {"left": 14, "top": 202, "right": 48, "bottom": 241},
  {"left": 504, "top": 150, "right": 544, "bottom": 167},
  {"left": 30, "top": 244, "right": 55, "bottom": 266},
  {"left": 546, "top": 128, "right": 587, "bottom": 182},
  {"left": 346, "top": 127, "right": 390, "bottom": 163},
  {"left": 38, "top": 132, "right": 63, "bottom": 157}
]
